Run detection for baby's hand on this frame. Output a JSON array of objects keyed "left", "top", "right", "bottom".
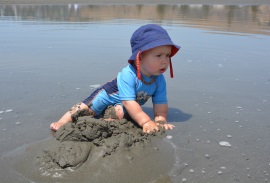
[
  {"left": 155, "top": 120, "right": 175, "bottom": 130},
  {"left": 142, "top": 121, "right": 159, "bottom": 133},
  {"left": 158, "top": 123, "right": 175, "bottom": 130}
]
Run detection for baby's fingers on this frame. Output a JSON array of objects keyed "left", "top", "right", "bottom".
[
  {"left": 143, "top": 126, "right": 159, "bottom": 134},
  {"left": 163, "top": 124, "right": 175, "bottom": 130}
]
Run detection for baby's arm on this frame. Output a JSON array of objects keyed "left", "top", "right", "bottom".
[
  {"left": 122, "top": 100, "right": 159, "bottom": 133},
  {"left": 154, "top": 104, "right": 175, "bottom": 130}
]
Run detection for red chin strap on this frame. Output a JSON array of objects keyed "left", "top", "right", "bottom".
[
  {"left": 170, "top": 58, "right": 174, "bottom": 78},
  {"left": 136, "top": 51, "right": 142, "bottom": 80}
]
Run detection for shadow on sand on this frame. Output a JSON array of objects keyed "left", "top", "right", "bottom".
[{"left": 143, "top": 107, "right": 192, "bottom": 123}]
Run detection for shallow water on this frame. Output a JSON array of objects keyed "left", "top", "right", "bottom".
[{"left": 0, "top": 3, "right": 270, "bottom": 183}]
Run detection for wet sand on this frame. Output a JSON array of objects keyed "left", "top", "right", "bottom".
[
  {"left": 3, "top": 116, "right": 172, "bottom": 183},
  {"left": 4, "top": 137, "right": 177, "bottom": 183},
  {"left": 1, "top": 0, "right": 270, "bottom": 5},
  {"left": 0, "top": 1, "right": 270, "bottom": 183}
]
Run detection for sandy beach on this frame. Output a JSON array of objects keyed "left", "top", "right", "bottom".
[{"left": 0, "top": 1, "right": 270, "bottom": 183}]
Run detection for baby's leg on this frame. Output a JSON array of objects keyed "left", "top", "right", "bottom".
[
  {"left": 103, "top": 104, "right": 124, "bottom": 121},
  {"left": 114, "top": 104, "right": 124, "bottom": 119},
  {"left": 50, "top": 102, "right": 95, "bottom": 131}
]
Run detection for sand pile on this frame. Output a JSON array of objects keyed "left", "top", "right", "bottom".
[{"left": 39, "top": 116, "right": 165, "bottom": 170}]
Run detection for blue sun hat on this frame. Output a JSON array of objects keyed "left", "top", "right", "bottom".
[{"left": 128, "top": 24, "right": 180, "bottom": 79}]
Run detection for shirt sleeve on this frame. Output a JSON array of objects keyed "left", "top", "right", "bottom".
[
  {"left": 117, "top": 66, "right": 137, "bottom": 101},
  {"left": 152, "top": 75, "right": 167, "bottom": 104}
]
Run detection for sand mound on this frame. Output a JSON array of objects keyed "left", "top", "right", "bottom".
[{"left": 39, "top": 116, "right": 165, "bottom": 170}]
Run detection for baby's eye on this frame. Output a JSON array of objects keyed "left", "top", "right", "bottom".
[{"left": 156, "top": 54, "right": 161, "bottom": 57}]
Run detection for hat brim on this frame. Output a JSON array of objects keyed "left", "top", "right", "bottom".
[{"left": 128, "top": 39, "right": 180, "bottom": 61}]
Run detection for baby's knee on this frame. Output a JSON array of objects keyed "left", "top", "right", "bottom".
[
  {"left": 69, "top": 102, "right": 96, "bottom": 116},
  {"left": 114, "top": 104, "right": 124, "bottom": 119},
  {"left": 70, "top": 103, "right": 82, "bottom": 111}
]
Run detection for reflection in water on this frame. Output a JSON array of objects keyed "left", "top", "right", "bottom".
[{"left": 0, "top": 4, "right": 270, "bottom": 35}]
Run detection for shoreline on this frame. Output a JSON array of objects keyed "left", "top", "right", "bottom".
[{"left": 0, "top": 0, "right": 270, "bottom": 5}]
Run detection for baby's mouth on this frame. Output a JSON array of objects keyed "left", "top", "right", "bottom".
[{"left": 159, "top": 68, "right": 166, "bottom": 73}]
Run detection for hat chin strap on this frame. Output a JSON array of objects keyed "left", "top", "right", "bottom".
[
  {"left": 136, "top": 51, "right": 142, "bottom": 80},
  {"left": 170, "top": 58, "right": 174, "bottom": 78}
]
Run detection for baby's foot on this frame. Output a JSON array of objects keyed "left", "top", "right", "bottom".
[{"left": 50, "top": 121, "right": 69, "bottom": 131}]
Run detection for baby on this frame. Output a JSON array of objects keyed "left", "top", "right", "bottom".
[{"left": 50, "top": 24, "right": 180, "bottom": 133}]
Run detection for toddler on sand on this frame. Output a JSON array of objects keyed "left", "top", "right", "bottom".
[{"left": 50, "top": 24, "right": 180, "bottom": 133}]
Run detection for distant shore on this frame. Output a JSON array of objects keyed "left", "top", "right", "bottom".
[{"left": 0, "top": 0, "right": 270, "bottom": 5}]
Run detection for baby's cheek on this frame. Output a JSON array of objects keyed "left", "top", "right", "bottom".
[{"left": 146, "top": 63, "right": 158, "bottom": 72}]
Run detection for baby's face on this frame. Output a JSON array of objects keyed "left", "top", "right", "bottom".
[{"left": 140, "top": 45, "right": 172, "bottom": 77}]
